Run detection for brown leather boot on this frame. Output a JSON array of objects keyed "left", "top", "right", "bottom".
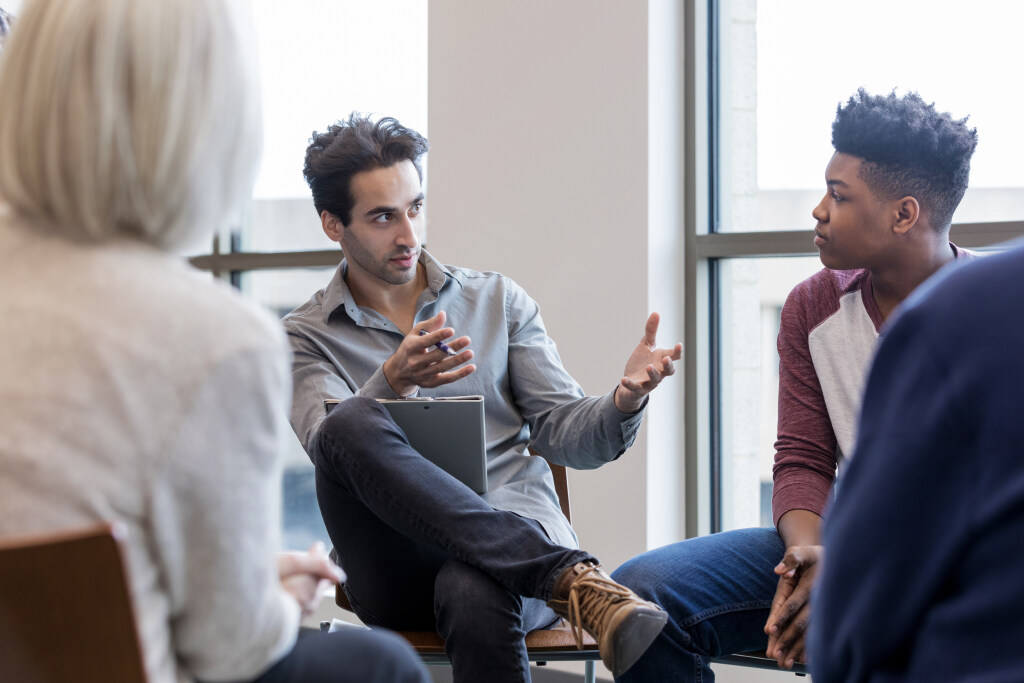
[{"left": 547, "top": 562, "right": 667, "bottom": 677}]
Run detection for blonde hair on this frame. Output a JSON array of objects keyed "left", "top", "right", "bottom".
[{"left": 0, "top": 0, "right": 262, "bottom": 252}]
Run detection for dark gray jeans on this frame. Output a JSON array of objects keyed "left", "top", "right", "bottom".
[
  {"left": 312, "top": 396, "right": 594, "bottom": 683},
  {"left": 249, "top": 628, "right": 429, "bottom": 683}
]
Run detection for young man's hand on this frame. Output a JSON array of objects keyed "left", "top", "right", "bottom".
[
  {"left": 764, "top": 544, "right": 824, "bottom": 668},
  {"left": 382, "top": 311, "right": 476, "bottom": 397},
  {"left": 614, "top": 312, "right": 683, "bottom": 413}
]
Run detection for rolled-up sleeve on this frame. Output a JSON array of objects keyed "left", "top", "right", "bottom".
[{"left": 504, "top": 278, "right": 644, "bottom": 469}]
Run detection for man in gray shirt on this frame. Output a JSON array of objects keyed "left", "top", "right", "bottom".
[{"left": 284, "top": 113, "right": 681, "bottom": 683}]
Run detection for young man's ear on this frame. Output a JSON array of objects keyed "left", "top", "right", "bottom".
[
  {"left": 321, "top": 210, "right": 345, "bottom": 242},
  {"left": 892, "top": 196, "right": 921, "bottom": 235}
]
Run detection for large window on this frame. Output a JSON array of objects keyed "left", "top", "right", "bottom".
[
  {"left": 190, "top": 0, "right": 427, "bottom": 550},
  {"left": 696, "top": 0, "right": 1024, "bottom": 533}
]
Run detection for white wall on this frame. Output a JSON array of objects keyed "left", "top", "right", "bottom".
[{"left": 427, "top": 1, "right": 684, "bottom": 572}]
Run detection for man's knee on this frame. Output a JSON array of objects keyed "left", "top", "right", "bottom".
[
  {"left": 612, "top": 528, "right": 784, "bottom": 615},
  {"left": 611, "top": 553, "right": 666, "bottom": 605},
  {"left": 261, "top": 629, "right": 428, "bottom": 683},
  {"left": 316, "top": 396, "right": 388, "bottom": 462},
  {"left": 320, "top": 396, "right": 379, "bottom": 437},
  {"left": 332, "top": 629, "right": 429, "bottom": 683}
]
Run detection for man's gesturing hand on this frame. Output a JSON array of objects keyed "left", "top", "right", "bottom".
[
  {"left": 614, "top": 312, "right": 683, "bottom": 413},
  {"left": 382, "top": 311, "right": 476, "bottom": 397},
  {"left": 764, "top": 544, "right": 823, "bottom": 669}
]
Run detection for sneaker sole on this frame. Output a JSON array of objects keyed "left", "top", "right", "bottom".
[{"left": 604, "top": 608, "right": 669, "bottom": 678}]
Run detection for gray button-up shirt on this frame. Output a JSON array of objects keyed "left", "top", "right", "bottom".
[{"left": 283, "top": 249, "right": 645, "bottom": 549}]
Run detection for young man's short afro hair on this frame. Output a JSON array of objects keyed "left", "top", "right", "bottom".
[{"left": 832, "top": 88, "right": 978, "bottom": 230}]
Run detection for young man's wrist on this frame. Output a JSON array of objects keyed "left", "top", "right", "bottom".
[{"left": 776, "top": 509, "right": 823, "bottom": 547}]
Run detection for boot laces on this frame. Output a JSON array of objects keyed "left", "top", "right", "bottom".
[{"left": 565, "top": 564, "right": 634, "bottom": 649}]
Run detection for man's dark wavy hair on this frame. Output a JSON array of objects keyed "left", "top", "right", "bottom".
[
  {"left": 303, "top": 113, "right": 429, "bottom": 225},
  {"left": 832, "top": 88, "right": 978, "bottom": 230}
]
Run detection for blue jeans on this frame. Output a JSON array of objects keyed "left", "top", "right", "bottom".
[
  {"left": 313, "top": 397, "right": 593, "bottom": 683},
  {"left": 611, "top": 528, "right": 785, "bottom": 682}
]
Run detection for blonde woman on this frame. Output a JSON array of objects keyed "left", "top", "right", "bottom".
[{"left": 0, "top": 1, "right": 426, "bottom": 682}]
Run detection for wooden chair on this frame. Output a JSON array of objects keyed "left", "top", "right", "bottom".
[
  {"left": 0, "top": 522, "right": 148, "bottom": 683},
  {"left": 332, "top": 459, "right": 601, "bottom": 682}
]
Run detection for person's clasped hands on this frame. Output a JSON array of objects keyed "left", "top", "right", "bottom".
[
  {"left": 764, "top": 544, "right": 824, "bottom": 669},
  {"left": 278, "top": 541, "right": 346, "bottom": 617}
]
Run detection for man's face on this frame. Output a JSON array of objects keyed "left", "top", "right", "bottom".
[
  {"left": 811, "top": 152, "right": 896, "bottom": 271},
  {"left": 338, "top": 160, "right": 425, "bottom": 287}
]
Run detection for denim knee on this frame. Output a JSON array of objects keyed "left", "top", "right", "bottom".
[
  {"left": 319, "top": 396, "right": 379, "bottom": 440},
  {"left": 251, "top": 629, "right": 430, "bottom": 683},
  {"left": 335, "top": 629, "right": 430, "bottom": 683},
  {"left": 612, "top": 551, "right": 676, "bottom": 605},
  {"left": 359, "top": 630, "right": 431, "bottom": 683},
  {"left": 315, "top": 396, "right": 388, "bottom": 466},
  {"left": 612, "top": 529, "right": 783, "bottom": 625}
]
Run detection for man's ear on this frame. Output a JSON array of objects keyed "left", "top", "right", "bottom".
[
  {"left": 321, "top": 210, "right": 344, "bottom": 242},
  {"left": 892, "top": 196, "right": 921, "bottom": 235}
]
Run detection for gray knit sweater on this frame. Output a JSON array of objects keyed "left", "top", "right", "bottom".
[{"left": 0, "top": 209, "right": 300, "bottom": 682}]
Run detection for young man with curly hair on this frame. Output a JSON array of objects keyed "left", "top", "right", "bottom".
[
  {"left": 611, "top": 88, "right": 979, "bottom": 682},
  {"left": 812, "top": 243, "right": 1024, "bottom": 681}
]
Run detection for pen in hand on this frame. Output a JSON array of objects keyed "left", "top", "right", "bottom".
[{"left": 420, "top": 328, "right": 458, "bottom": 357}]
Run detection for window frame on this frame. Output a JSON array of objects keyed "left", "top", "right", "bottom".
[{"left": 683, "top": 0, "right": 1024, "bottom": 537}]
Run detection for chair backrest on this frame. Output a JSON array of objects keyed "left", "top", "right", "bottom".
[
  {"left": 0, "top": 522, "right": 148, "bottom": 683},
  {"left": 547, "top": 463, "right": 573, "bottom": 524},
  {"left": 529, "top": 448, "right": 572, "bottom": 524}
]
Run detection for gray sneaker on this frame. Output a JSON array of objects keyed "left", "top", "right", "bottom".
[{"left": 547, "top": 562, "right": 668, "bottom": 677}]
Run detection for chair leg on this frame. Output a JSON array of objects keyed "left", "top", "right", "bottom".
[{"left": 584, "top": 660, "right": 596, "bottom": 683}]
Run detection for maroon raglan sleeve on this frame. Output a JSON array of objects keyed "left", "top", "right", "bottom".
[{"left": 771, "top": 273, "right": 841, "bottom": 526}]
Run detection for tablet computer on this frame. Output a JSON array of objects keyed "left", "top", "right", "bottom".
[{"left": 324, "top": 396, "right": 488, "bottom": 494}]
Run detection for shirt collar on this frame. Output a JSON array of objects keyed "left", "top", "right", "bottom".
[{"left": 320, "top": 248, "right": 459, "bottom": 324}]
